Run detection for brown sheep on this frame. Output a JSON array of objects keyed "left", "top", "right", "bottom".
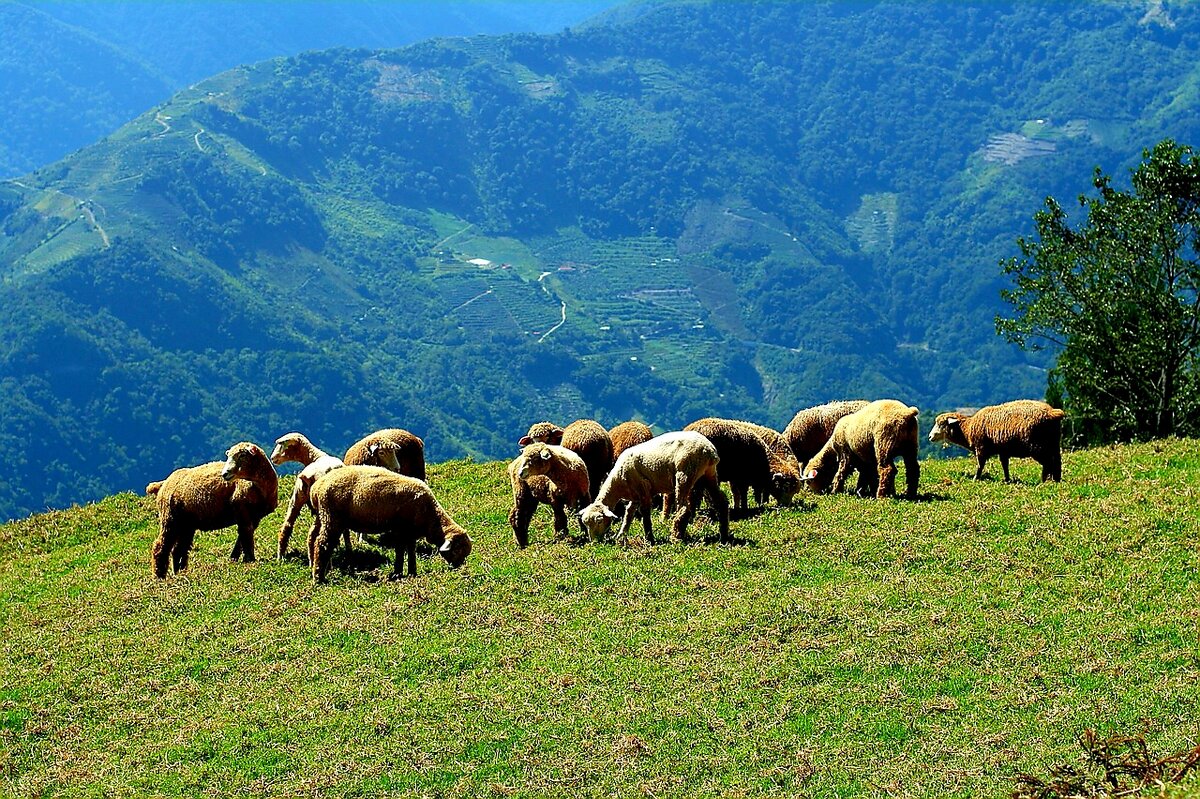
[
  {"left": 147, "top": 442, "right": 279, "bottom": 578},
  {"left": 608, "top": 420, "right": 654, "bottom": 461},
  {"left": 307, "top": 465, "right": 471, "bottom": 582},
  {"left": 269, "top": 432, "right": 345, "bottom": 559},
  {"left": 507, "top": 443, "right": 591, "bottom": 547},
  {"left": 929, "top": 399, "right": 1064, "bottom": 482},
  {"left": 803, "top": 400, "right": 920, "bottom": 499},
  {"left": 783, "top": 400, "right": 870, "bottom": 466},
  {"left": 520, "top": 419, "right": 614, "bottom": 499},
  {"left": 683, "top": 418, "right": 773, "bottom": 511},
  {"left": 344, "top": 428, "right": 426, "bottom": 481},
  {"left": 739, "top": 421, "right": 804, "bottom": 506},
  {"left": 579, "top": 431, "right": 729, "bottom": 545}
]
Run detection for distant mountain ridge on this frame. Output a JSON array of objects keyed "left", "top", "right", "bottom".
[{"left": 1, "top": 0, "right": 1198, "bottom": 520}]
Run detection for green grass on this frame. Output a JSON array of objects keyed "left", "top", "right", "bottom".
[{"left": 2, "top": 441, "right": 1199, "bottom": 797}]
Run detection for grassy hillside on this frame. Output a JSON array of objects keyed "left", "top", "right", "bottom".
[{"left": 2, "top": 441, "right": 1198, "bottom": 797}]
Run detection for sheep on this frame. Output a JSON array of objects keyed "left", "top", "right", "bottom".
[
  {"left": 147, "top": 442, "right": 279, "bottom": 578},
  {"left": 578, "top": 431, "right": 729, "bottom": 545},
  {"left": 802, "top": 400, "right": 920, "bottom": 499},
  {"left": 307, "top": 465, "right": 471, "bottom": 582},
  {"left": 344, "top": 428, "right": 426, "bottom": 481},
  {"left": 608, "top": 420, "right": 654, "bottom": 461},
  {"left": 738, "top": 421, "right": 804, "bottom": 506},
  {"left": 520, "top": 419, "right": 614, "bottom": 499},
  {"left": 783, "top": 400, "right": 870, "bottom": 467},
  {"left": 928, "top": 399, "right": 1064, "bottom": 482},
  {"left": 269, "top": 432, "right": 346, "bottom": 560},
  {"left": 507, "top": 443, "right": 592, "bottom": 547},
  {"left": 683, "top": 418, "right": 774, "bottom": 511}
]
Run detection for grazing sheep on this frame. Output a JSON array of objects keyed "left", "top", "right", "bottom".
[
  {"left": 683, "top": 418, "right": 773, "bottom": 511},
  {"left": 507, "top": 443, "right": 592, "bottom": 547},
  {"left": 147, "top": 442, "right": 279, "bottom": 578},
  {"left": 579, "top": 431, "right": 729, "bottom": 544},
  {"left": 270, "top": 432, "right": 346, "bottom": 559},
  {"left": 520, "top": 419, "right": 614, "bottom": 499},
  {"left": 608, "top": 420, "right": 654, "bottom": 461},
  {"left": 783, "top": 400, "right": 870, "bottom": 466},
  {"left": 803, "top": 400, "right": 920, "bottom": 499},
  {"left": 739, "top": 421, "right": 804, "bottom": 506},
  {"left": 929, "top": 399, "right": 1064, "bottom": 482},
  {"left": 344, "top": 428, "right": 426, "bottom": 481},
  {"left": 307, "top": 465, "right": 471, "bottom": 582}
]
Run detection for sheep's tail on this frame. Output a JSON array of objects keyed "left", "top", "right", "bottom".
[{"left": 145, "top": 481, "right": 164, "bottom": 496}]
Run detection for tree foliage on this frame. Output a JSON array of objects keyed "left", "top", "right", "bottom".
[{"left": 997, "top": 139, "right": 1200, "bottom": 441}]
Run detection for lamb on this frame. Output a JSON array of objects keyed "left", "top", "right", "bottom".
[
  {"left": 578, "top": 431, "right": 729, "bottom": 544},
  {"left": 307, "top": 465, "right": 471, "bottom": 582},
  {"left": 783, "top": 400, "right": 870, "bottom": 466},
  {"left": 269, "top": 432, "right": 346, "bottom": 560},
  {"left": 928, "top": 399, "right": 1064, "bottom": 482},
  {"left": 683, "top": 418, "right": 774, "bottom": 511},
  {"left": 507, "top": 443, "right": 592, "bottom": 547},
  {"left": 147, "top": 442, "right": 279, "bottom": 578},
  {"left": 344, "top": 428, "right": 426, "bottom": 481},
  {"left": 520, "top": 419, "right": 614, "bottom": 499},
  {"left": 608, "top": 420, "right": 654, "bottom": 461},
  {"left": 738, "top": 421, "right": 804, "bottom": 506},
  {"left": 802, "top": 400, "right": 921, "bottom": 499}
]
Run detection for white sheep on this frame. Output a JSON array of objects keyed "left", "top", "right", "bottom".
[
  {"left": 578, "top": 431, "right": 729, "bottom": 544},
  {"left": 803, "top": 399, "right": 920, "bottom": 499},
  {"left": 269, "top": 432, "right": 345, "bottom": 559}
]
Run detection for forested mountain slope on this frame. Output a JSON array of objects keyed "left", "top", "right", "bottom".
[
  {"left": 1, "top": 0, "right": 1198, "bottom": 519},
  {"left": 0, "top": 0, "right": 614, "bottom": 177}
]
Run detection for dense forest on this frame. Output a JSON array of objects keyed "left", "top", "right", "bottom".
[{"left": 1, "top": 0, "right": 1199, "bottom": 520}]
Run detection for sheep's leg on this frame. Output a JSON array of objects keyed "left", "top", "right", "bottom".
[
  {"left": 231, "top": 522, "right": 256, "bottom": 563},
  {"left": 903, "top": 451, "right": 920, "bottom": 499},
  {"left": 508, "top": 488, "right": 538, "bottom": 548},
  {"left": 342, "top": 529, "right": 353, "bottom": 554},
  {"left": 1000, "top": 455, "right": 1012, "bottom": 483},
  {"left": 618, "top": 502, "right": 638, "bottom": 542},
  {"left": 307, "top": 514, "right": 323, "bottom": 568},
  {"left": 311, "top": 518, "right": 337, "bottom": 584},
  {"left": 277, "top": 485, "right": 305, "bottom": 559},
  {"left": 393, "top": 538, "right": 417, "bottom": 579},
  {"left": 877, "top": 462, "right": 897, "bottom": 499},
  {"left": 672, "top": 480, "right": 699, "bottom": 542},
  {"left": 704, "top": 477, "right": 730, "bottom": 543},
  {"left": 730, "top": 481, "right": 748, "bottom": 512},
  {"left": 551, "top": 501, "right": 569, "bottom": 538},
  {"left": 151, "top": 526, "right": 173, "bottom": 578},
  {"left": 973, "top": 450, "right": 988, "bottom": 480},
  {"left": 640, "top": 504, "right": 654, "bottom": 545},
  {"left": 174, "top": 529, "right": 196, "bottom": 573},
  {"left": 1042, "top": 452, "right": 1062, "bottom": 483},
  {"left": 831, "top": 458, "right": 852, "bottom": 494}
]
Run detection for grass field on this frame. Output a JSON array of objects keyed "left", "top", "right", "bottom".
[{"left": 1, "top": 441, "right": 1198, "bottom": 797}]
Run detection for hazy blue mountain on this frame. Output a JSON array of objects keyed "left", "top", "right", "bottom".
[
  {"left": 1, "top": 1, "right": 617, "bottom": 176},
  {"left": 1, "top": 0, "right": 1198, "bottom": 520}
]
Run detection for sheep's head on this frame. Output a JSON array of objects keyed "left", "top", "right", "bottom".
[
  {"left": 516, "top": 443, "right": 555, "bottom": 480},
  {"left": 579, "top": 501, "right": 619, "bottom": 541},
  {"left": 438, "top": 530, "right": 472, "bottom": 569},
  {"left": 799, "top": 452, "right": 835, "bottom": 495},
  {"left": 770, "top": 471, "right": 802, "bottom": 506},
  {"left": 270, "top": 433, "right": 308, "bottom": 465},
  {"left": 518, "top": 421, "right": 564, "bottom": 448},
  {"left": 929, "top": 413, "right": 968, "bottom": 448},
  {"left": 222, "top": 442, "right": 267, "bottom": 481}
]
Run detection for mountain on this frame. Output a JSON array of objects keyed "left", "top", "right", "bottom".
[
  {"left": 1, "top": 0, "right": 1199, "bottom": 520},
  {"left": 0, "top": 0, "right": 616, "bottom": 177},
  {"left": 0, "top": 1, "right": 171, "bottom": 176}
]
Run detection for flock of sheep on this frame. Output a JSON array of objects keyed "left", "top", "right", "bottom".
[{"left": 145, "top": 398, "right": 1066, "bottom": 583}]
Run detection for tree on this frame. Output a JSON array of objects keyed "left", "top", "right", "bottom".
[{"left": 997, "top": 139, "right": 1200, "bottom": 442}]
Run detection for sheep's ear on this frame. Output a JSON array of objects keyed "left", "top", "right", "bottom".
[
  {"left": 540, "top": 448, "right": 552, "bottom": 461},
  {"left": 438, "top": 540, "right": 452, "bottom": 553},
  {"left": 367, "top": 442, "right": 381, "bottom": 455},
  {"left": 946, "top": 417, "right": 959, "bottom": 427},
  {"left": 518, "top": 436, "right": 533, "bottom": 447},
  {"left": 548, "top": 430, "right": 564, "bottom": 446},
  {"left": 603, "top": 507, "right": 619, "bottom": 521},
  {"left": 800, "top": 469, "right": 818, "bottom": 481},
  {"left": 772, "top": 472, "right": 785, "bottom": 480}
]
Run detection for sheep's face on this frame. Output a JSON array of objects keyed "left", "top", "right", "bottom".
[
  {"left": 579, "top": 502, "right": 619, "bottom": 541},
  {"left": 438, "top": 531, "right": 472, "bottom": 569},
  {"left": 929, "top": 414, "right": 968, "bottom": 448},
  {"left": 270, "top": 434, "right": 304, "bottom": 465},
  {"left": 770, "top": 472, "right": 802, "bottom": 506},
  {"left": 800, "top": 455, "right": 835, "bottom": 495},
  {"left": 516, "top": 444, "right": 554, "bottom": 480},
  {"left": 221, "top": 443, "right": 264, "bottom": 481}
]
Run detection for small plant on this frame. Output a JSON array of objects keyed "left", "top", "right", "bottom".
[{"left": 1013, "top": 729, "right": 1200, "bottom": 799}]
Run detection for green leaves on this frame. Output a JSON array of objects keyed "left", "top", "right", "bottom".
[{"left": 998, "top": 139, "right": 1200, "bottom": 442}]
